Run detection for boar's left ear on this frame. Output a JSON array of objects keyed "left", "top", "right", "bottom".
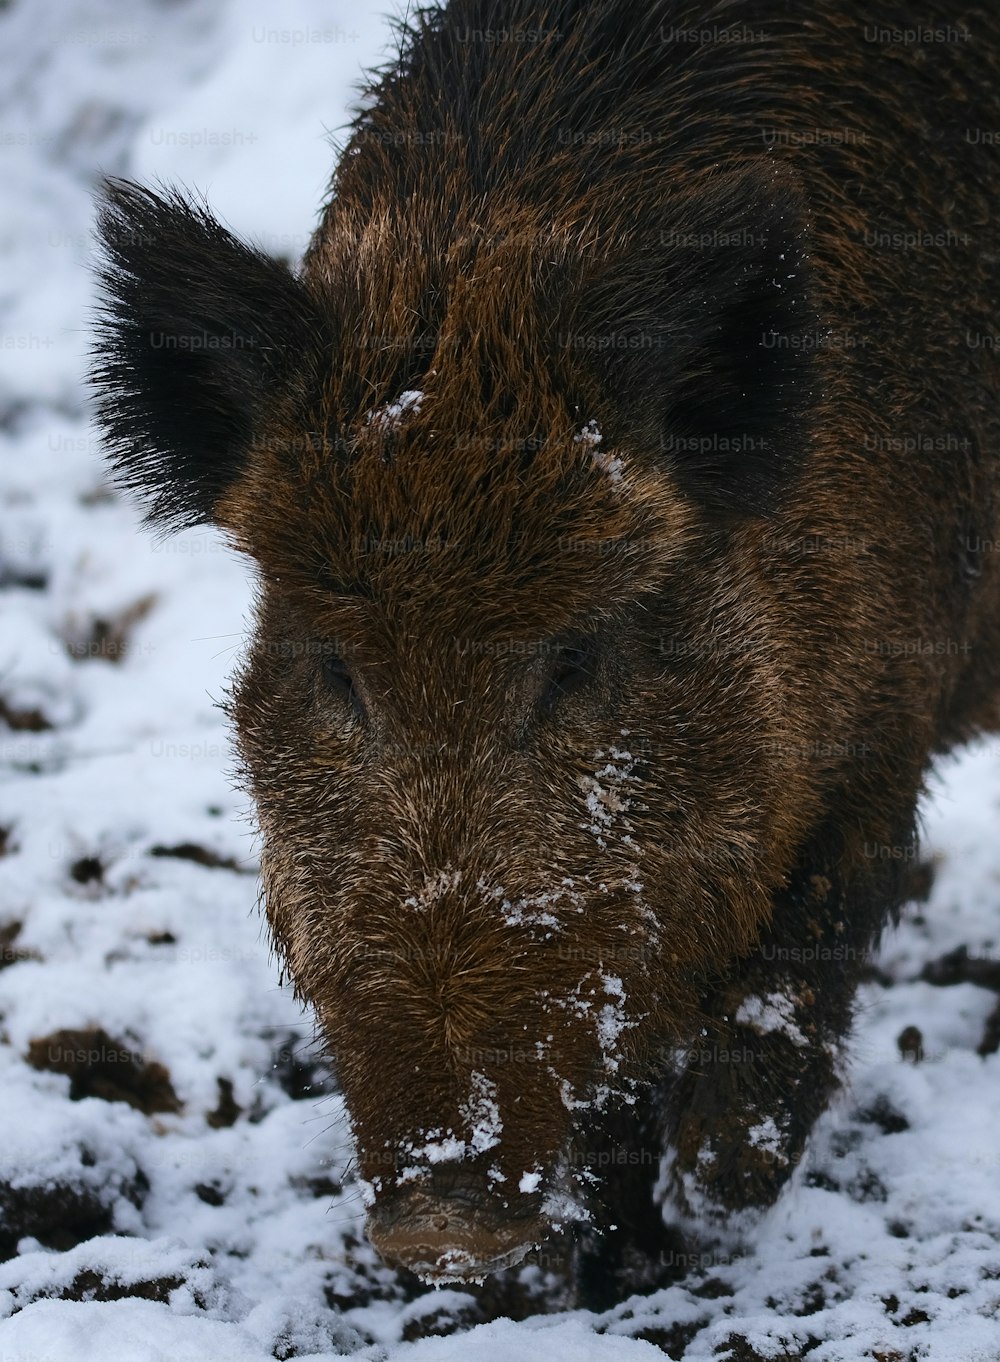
[
  {"left": 89, "top": 179, "right": 328, "bottom": 530},
  {"left": 576, "top": 165, "right": 821, "bottom": 516}
]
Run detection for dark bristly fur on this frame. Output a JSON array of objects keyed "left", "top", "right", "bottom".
[
  {"left": 91, "top": 180, "right": 332, "bottom": 529},
  {"left": 89, "top": 0, "right": 1000, "bottom": 1310}
]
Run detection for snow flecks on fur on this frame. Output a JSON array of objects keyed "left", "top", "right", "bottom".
[
  {"left": 735, "top": 990, "right": 809, "bottom": 1048},
  {"left": 578, "top": 745, "right": 641, "bottom": 850},
  {"left": 364, "top": 387, "right": 423, "bottom": 430},
  {"left": 540, "top": 1161, "right": 592, "bottom": 1228},
  {"left": 392, "top": 1130, "right": 467, "bottom": 1186},
  {"left": 546, "top": 973, "right": 636, "bottom": 1110},
  {"left": 403, "top": 866, "right": 463, "bottom": 911},
  {"left": 460, "top": 1070, "right": 503, "bottom": 1157},
  {"left": 596, "top": 972, "right": 632, "bottom": 1073},
  {"left": 390, "top": 1075, "right": 503, "bottom": 1184},
  {"left": 556, "top": 1072, "right": 589, "bottom": 1114},
  {"left": 657, "top": 1139, "right": 722, "bottom": 1228},
  {"left": 746, "top": 1115, "right": 788, "bottom": 1163},
  {"left": 478, "top": 876, "right": 584, "bottom": 929},
  {"left": 573, "top": 418, "right": 602, "bottom": 449},
  {"left": 574, "top": 418, "right": 624, "bottom": 485}
]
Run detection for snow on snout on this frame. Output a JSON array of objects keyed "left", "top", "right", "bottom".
[
  {"left": 403, "top": 867, "right": 463, "bottom": 911},
  {"left": 578, "top": 744, "right": 641, "bottom": 850},
  {"left": 460, "top": 1070, "right": 503, "bottom": 1156},
  {"left": 596, "top": 972, "right": 633, "bottom": 1073},
  {"left": 735, "top": 990, "right": 809, "bottom": 1047}
]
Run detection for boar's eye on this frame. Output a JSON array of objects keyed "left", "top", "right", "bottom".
[
  {"left": 320, "top": 653, "right": 366, "bottom": 724},
  {"left": 540, "top": 635, "right": 597, "bottom": 712}
]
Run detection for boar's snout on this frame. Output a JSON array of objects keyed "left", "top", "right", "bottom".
[{"left": 366, "top": 1168, "right": 546, "bottom": 1282}]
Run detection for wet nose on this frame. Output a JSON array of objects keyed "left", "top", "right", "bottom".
[{"left": 365, "top": 1172, "right": 546, "bottom": 1282}]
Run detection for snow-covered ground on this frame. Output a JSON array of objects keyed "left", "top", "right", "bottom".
[{"left": 2, "top": 1, "right": 1000, "bottom": 1357}]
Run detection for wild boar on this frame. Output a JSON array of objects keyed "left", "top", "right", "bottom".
[{"left": 90, "top": 0, "right": 1000, "bottom": 1307}]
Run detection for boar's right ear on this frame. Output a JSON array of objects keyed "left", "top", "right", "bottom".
[
  {"left": 576, "top": 166, "right": 821, "bottom": 517},
  {"left": 89, "top": 179, "right": 327, "bottom": 531}
]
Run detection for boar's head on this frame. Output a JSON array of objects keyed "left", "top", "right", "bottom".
[{"left": 89, "top": 168, "right": 820, "bottom": 1281}]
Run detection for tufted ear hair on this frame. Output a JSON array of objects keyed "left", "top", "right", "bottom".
[
  {"left": 89, "top": 179, "right": 330, "bottom": 531},
  {"left": 571, "top": 164, "right": 821, "bottom": 516}
]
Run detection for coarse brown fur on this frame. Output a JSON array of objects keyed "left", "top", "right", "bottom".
[{"left": 90, "top": 0, "right": 1000, "bottom": 1308}]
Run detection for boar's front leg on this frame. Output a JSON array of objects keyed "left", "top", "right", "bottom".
[{"left": 660, "top": 814, "right": 917, "bottom": 1232}]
